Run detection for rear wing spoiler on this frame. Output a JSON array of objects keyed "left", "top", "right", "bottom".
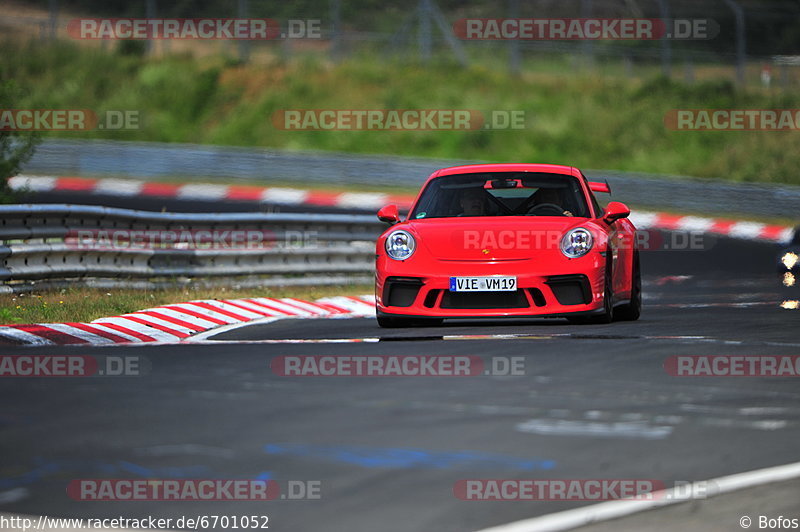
[{"left": 589, "top": 181, "right": 611, "bottom": 194}]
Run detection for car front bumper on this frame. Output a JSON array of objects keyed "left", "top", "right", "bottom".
[{"left": 376, "top": 253, "right": 608, "bottom": 319}]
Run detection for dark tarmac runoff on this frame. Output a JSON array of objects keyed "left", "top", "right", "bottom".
[{"left": 0, "top": 235, "right": 798, "bottom": 532}]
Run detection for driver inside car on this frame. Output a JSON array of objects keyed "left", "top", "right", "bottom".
[
  {"left": 457, "top": 187, "right": 489, "bottom": 216},
  {"left": 531, "top": 187, "right": 574, "bottom": 216}
]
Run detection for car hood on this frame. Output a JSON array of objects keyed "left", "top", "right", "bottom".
[{"left": 405, "top": 217, "right": 594, "bottom": 261}]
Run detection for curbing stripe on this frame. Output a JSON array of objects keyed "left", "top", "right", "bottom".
[
  {"left": 7, "top": 175, "right": 795, "bottom": 243},
  {"left": 0, "top": 327, "right": 55, "bottom": 345},
  {"left": 251, "top": 298, "right": 315, "bottom": 316},
  {"left": 279, "top": 298, "right": 333, "bottom": 315},
  {"left": 11, "top": 325, "right": 89, "bottom": 345},
  {"left": 92, "top": 318, "right": 176, "bottom": 342},
  {"left": 198, "top": 299, "right": 264, "bottom": 321},
  {"left": 219, "top": 299, "right": 280, "bottom": 316},
  {"left": 241, "top": 298, "right": 294, "bottom": 315},
  {"left": 80, "top": 322, "right": 144, "bottom": 343},
  {"left": 156, "top": 306, "right": 228, "bottom": 327},
  {"left": 0, "top": 295, "right": 378, "bottom": 346},
  {"left": 44, "top": 323, "right": 116, "bottom": 344},
  {"left": 135, "top": 311, "right": 206, "bottom": 333},
  {"left": 163, "top": 304, "right": 230, "bottom": 324},
  {"left": 119, "top": 315, "right": 192, "bottom": 338},
  {"left": 181, "top": 301, "right": 251, "bottom": 322}
]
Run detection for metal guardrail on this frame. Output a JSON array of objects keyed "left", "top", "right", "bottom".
[
  {"left": 0, "top": 205, "right": 382, "bottom": 284},
  {"left": 23, "top": 140, "right": 800, "bottom": 220}
]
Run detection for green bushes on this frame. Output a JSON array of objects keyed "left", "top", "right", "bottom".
[{"left": 3, "top": 40, "right": 800, "bottom": 184}]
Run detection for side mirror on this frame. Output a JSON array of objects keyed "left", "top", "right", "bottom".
[
  {"left": 377, "top": 204, "right": 401, "bottom": 224},
  {"left": 602, "top": 201, "right": 630, "bottom": 224}
]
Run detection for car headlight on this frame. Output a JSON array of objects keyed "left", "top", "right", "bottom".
[
  {"left": 782, "top": 252, "right": 798, "bottom": 271},
  {"left": 385, "top": 230, "right": 416, "bottom": 260},
  {"left": 561, "top": 227, "right": 594, "bottom": 258}
]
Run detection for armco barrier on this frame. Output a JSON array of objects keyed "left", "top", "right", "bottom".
[{"left": 0, "top": 204, "right": 381, "bottom": 284}]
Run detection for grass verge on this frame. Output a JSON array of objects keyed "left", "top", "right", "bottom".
[{"left": 0, "top": 284, "right": 373, "bottom": 325}]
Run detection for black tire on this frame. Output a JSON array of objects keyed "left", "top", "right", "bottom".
[{"left": 616, "top": 250, "right": 642, "bottom": 321}]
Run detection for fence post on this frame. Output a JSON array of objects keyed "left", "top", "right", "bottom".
[
  {"left": 509, "top": 0, "right": 521, "bottom": 75},
  {"left": 722, "top": 0, "right": 746, "bottom": 86},
  {"left": 684, "top": 58, "right": 694, "bottom": 84},
  {"left": 145, "top": 0, "right": 156, "bottom": 55},
  {"left": 655, "top": 0, "right": 672, "bottom": 78},
  {"left": 48, "top": 0, "right": 58, "bottom": 40},
  {"left": 330, "top": 0, "right": 342, "bottom": 61},
  {"left": 418, "top": 0, "right": 433, "bottom": 62},
  {"left": 580, "top": 0, "right": 594, "bottom": 68},
  {"left": 238, "top": 0, "right": 250, "bottom": 63}
]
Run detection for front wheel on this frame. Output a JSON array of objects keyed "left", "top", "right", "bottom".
[{"left": 615, "top": 250, "right": 641, "bottom": 321}]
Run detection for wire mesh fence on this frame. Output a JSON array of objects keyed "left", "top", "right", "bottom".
[{"left": 4, "top": 0, "right": 800, "bottom": 88}]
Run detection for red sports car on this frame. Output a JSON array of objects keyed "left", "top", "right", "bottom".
[{"left": 374, "top": 163, "right": 641, "bottom": 327}]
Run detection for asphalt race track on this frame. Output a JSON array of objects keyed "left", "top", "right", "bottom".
[{"left": 0, "top": 236, "right": 798, "bottom": 532}]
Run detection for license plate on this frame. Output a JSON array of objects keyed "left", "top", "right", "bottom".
[{"left": 449, "top": 276, "right": 517, "bottom": 292}]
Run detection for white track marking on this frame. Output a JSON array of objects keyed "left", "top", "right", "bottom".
[
  {"left": 676, "top": 215, "right": 715, "bottom": 233},
  {"left": 261, "top": 187, "right": 309, "bottom": 204},
  {"left": 728, "top": 221, "right": 766, "bottom": 240},
  {"left": 7, "top": 175, "right": 57, "bottom": 192},
  {"left": 176, "top": 183, "right": 229, "bottom": 200},
  {"left": 0, "top": 488, "right": 29, "bottom": 504},
  {"left": 472, "top": 460, "right": 800, "bottom": 532},
  {"left": 515, "top": 419, "right": 673, "bottom": 440},
  {"left": 337, "top": 192, "right": 388, "bottom": 209},
  {"left": 94, "top": 178, "right": 143, "bottom": 196}
]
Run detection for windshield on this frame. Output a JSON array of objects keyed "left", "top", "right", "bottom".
[{"left": 409, "top": 172, "right": 591, "bottom": 219}]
